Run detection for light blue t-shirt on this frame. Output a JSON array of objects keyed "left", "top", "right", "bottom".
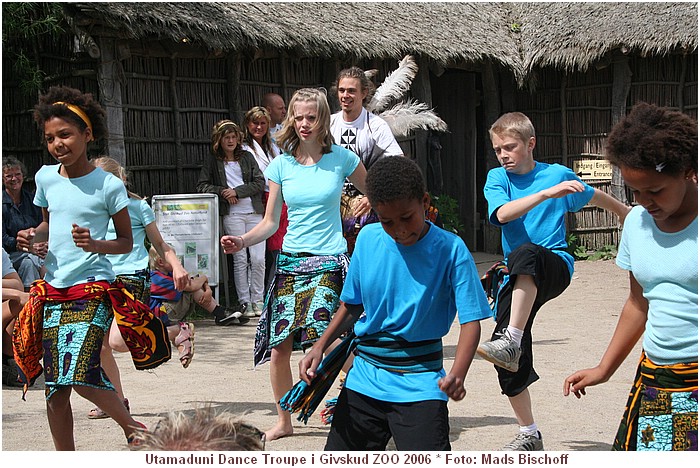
[
  {"left": 616, "top": 205, "right": 698, "bottom": 365},
  {"left": 106, "top": 198, "right": 155, "bottom": 275},
  {"left": 265, "top": 144, "right": 359, "bottom": 255},
  {"left": 341, "top": 222, "right": 492, "bottom": 403},
  {"left": 2, "top": 248, "right": 16, "bottom": 277},
  {"left": 33, "top": 164, "right": 129, "bottom": 287},
  {"left": 484, "top": 162, "right": 594, "bottom": 276}
]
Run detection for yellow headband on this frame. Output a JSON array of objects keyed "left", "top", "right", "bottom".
[
  {"left": 217, "top": 121, "right": 236, "bottom": 132},
  {"left": 53, "top": 101, "right": 93, "bottom": 133}
]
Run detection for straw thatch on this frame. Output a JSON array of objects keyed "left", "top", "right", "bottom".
[
  {"left": 66, "top": 2, "right": 516, "bottom": 65},
  {"left": 65, "top": 2, "right": 697, "bottom": 84},
  {"left": 514, "top": 2, "right": 698, "bottom": 73}
]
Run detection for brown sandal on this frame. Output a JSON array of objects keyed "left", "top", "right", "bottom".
[{"left": 174, "top": 322, "right": 195, "bottom": 369}]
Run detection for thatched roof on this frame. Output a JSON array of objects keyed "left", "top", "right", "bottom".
[
  {"left": 65, "top": 2, "right": 697, "bottom": 83},
  {"left": 514, "top": 2, "right": 698, "bottom": 72}
]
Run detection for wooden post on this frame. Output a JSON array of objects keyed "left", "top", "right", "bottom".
[
  {"left": 227, "top": 53, "right": 242, "bottom": 122},
  {"left": 481, "top": 63, "right": 504, "bottom": 254},
  {"left": 411, "top": 57, "right": 433, "bottom": 174},
  {"left": 678, "top": 53, "right": 687, "bottom": 112},
  {"left": 168, "top": 56, "right": 185, "bottom": 193},
  {"left": 97, "top": 37, "right": 126, "bottom": 165},
  {"left": 610, "top": 54, "right": 632, "bottom": 205},
  {"left": 560, "top": 74, "right": 568, "bottom": 167}
]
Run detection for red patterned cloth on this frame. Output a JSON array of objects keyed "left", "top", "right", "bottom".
[{"left": 12, "top": 279, "right": 171, "bottom": 399}]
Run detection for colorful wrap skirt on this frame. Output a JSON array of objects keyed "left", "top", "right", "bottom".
[
  {"left": 254, "top": 251, "right": 349, "bottom": 368},
  {"left": 12, "top": 279, "right": 171, "bottom": 400},
  {"left": 613, "top": 352, "right": 698, "bottom": 451}
]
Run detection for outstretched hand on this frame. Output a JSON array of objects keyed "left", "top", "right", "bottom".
[
  {"left": 563, "top": 367, "right": 607, "bottom": 399},
  {"left": 221, "top": 235, "right": 243, "bottom": 254}
]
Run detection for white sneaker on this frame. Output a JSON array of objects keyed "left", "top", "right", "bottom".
[
  {"left": 242, "top": 302, "right": 256, "bottom": 318},
  {"left": 501, "top": 431, "right": 544, "bottom": 451},
  {"left": 253, "top": 301, "right": 264, "bottom": 316},
  {"left": 476, "top": 328, "right": 522, "bottom": 372}
]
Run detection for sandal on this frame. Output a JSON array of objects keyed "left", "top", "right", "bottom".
[
  {"left": 87, "top": 397, "right": 130, "bottom": 420},
  {"left": 174, "top": 322, "right": 195, "bottom": 369}
]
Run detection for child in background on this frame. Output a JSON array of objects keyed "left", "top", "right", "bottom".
[
  {"left": 149, "top": 246, "right": 249, "bottom": 327},
  {"left": 85, "top": 156, "right": 192, "bottom": 420},
  {"left": 298, "top": 156, "right": 491, "bottom": 450},
  {"left": 14, "top": 86, "right": 147, "bottom": 450},
  {"left": 479, "top": 111, "right": 630, "bottom": 451},
  {"left": 564, "top": 103, "right": 697, "bottom": 451}
]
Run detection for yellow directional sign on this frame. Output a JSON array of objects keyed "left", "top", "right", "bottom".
[{"left": 572, "top": 159, "right": 613, "bottom": 180}]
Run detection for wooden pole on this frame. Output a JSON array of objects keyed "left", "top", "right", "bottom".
[
  {"left": 610, "top": 54, "right": 632, "bottom": 205},
  {"left": 97, "top": 37, "right": 126, "bottom": 165}
]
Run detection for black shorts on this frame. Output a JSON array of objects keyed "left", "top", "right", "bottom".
[
  {"left": 491, "top": 243, "right": 571, "bottom": 397},
  {"left": 324, "top": 387, "right": 451, "bottom": 451}
]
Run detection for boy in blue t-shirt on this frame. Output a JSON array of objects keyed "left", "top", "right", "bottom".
[
  {"left": 299, "top": 156, "right": 491, "bottom": 451},
  {"left": 479, "top": 112, "right": 630, "bottom": 450}
]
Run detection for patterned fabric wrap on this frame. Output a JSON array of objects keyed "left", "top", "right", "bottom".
[
  {"left": 354, "top": 332, "right": 444, "bottom": 373},
  {"left": 613, "top": 352, "right": 698, "bottom": 451},
  {"left": 480, "top": 260, "right": 509, "bottom": 317},
  {"left": 279, "top": 331, "right": 357, "bottom": 424},
  {"left": 340, "top": 193, "right": 379, "bottom": 256},
  {"left": 253, "top": 251, "right": 349, "bottom": 368},
  {"left": 117, "top": 272, "right": 150, "bottom": 304},
  {"left": 12, "top": 279, "right": 171, "bottom": 400}
]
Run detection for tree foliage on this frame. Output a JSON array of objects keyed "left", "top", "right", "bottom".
[{"left": 2, "top": 2, "right": 65, "bottom": 94}]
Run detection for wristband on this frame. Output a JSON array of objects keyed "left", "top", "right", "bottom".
[{"left": 238, "top": 236, "right": 245, "bottom": 248}]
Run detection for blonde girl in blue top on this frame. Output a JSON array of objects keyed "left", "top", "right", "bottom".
[
  {"left": 15, "top": 86, "right": 145, "bottom": 450},
  {"left": 221, "top": 88, "right": 367, "bottom": 441}
]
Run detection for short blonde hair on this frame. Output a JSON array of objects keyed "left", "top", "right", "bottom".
[
  {"left": 148, "top": 245, "right": 162, "bottom": 270},
  {"left": 132, "top": 405, "right": 264, "bottom": 451},
  {"left": 489, "top": 112, "right": 536, "bottom": 143}
]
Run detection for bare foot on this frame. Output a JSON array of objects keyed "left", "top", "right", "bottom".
[{"left": 265, "top": 422, "right": 293, "bottom": 442}]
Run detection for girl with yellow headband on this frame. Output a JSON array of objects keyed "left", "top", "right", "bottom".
[{"left": 14, "top": 86, "right": 152, "bottom": 450}]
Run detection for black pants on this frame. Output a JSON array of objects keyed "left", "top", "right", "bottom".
[
  {"left": 325, "top": 387, "right": 451, "bottom": 451},
  {"left": 493, "top": 243, "right": 571, "bottom": 397}
]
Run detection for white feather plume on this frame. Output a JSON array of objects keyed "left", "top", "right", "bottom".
[
  {"left": 367, "top": 55, "right": 418, "bottom": 113},
  {"left": 379, "top": 100, "right": 448, "bottom": 136}
]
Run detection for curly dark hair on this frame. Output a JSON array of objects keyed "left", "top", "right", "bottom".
[
  {"left": 33, "top": 86, "right": 107, "bottom": 140},
  {"left": 605, "top": 102, "right": 697, "bottom": 176},
  {"left": 366, "top": 156, "right": 425, "bottom": 205}
]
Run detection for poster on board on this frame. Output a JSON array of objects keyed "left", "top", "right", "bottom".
[{"left": 151, "top": 193, "right": 219, "bottom": 285}]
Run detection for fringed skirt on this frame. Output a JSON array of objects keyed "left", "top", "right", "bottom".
[
  {"left": 613, "top": 352, "right": 698, "bottom": 451},
  {"left": 254, "top": 251, "right": 348, "bottom": 367}
]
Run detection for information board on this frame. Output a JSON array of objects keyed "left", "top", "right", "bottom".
[
  {"left": 151, "top": 193, "right": 219, "bottom": 285},
  {"left": 572, "top": 159, "right": 613, "bottom": 180}
]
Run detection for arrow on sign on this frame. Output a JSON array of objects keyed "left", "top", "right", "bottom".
[{"left": 577, "top": 172, "right": 591, "bottom": 177}]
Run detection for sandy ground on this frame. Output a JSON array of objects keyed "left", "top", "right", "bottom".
[{"left": 2, "top": 255, "right": 648, "bottom": 453}]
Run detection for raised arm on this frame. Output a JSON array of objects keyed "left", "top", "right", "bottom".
[
  {"left": 495, "top": 180, "right": 587, "bottom": 224},
  {"left": 563, "top": 272, "right": 647, "bottom": 398},
  {"left": 590, "top": 189, "right": 631, "bottom": 225}
]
